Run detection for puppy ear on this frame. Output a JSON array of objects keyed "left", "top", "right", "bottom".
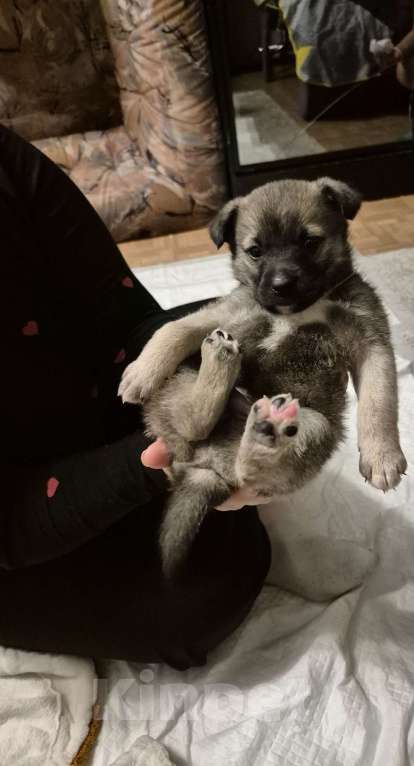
[
  {"left": 209, "top": 198, "right": 241, "bottom": 248},
  {"left": 317, "top": 178, "right": 362, "bottom": 220}
]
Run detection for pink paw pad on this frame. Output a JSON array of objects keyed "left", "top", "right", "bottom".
[
  {"left": 22, "top": 320, "right": 39, "bottom": 336},
  {"left": 46, "top": 477, "right": 60, "bottom": 498},
  {"left": 114, "top": 349, "right": 126, "bottom": 364},
  {"left": 121, "top": 276, "right": 134, "bottom": 288},
  {"left": 271, "top": 400, "right": 298, "bottom": 421}
]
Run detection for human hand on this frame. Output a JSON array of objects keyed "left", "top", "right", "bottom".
[
  {"left": 370, "top": 38, "right": 402, "bottom": 71},
  {"left": 215, "top": 487, "right": 274, "bottom": 511},
  {"left": 141, "top": 438, "right": 171, "bottom": 469},
  {"left": 141, "top": 439, "right": 273, "bottom": 511}
]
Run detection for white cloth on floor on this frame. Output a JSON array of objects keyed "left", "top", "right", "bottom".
[
  {"left": 0, "top": 647, "right": 96, "bottom": 765},
  {"left": 109, "top": 735, "right": 175, "bottom": 765}
]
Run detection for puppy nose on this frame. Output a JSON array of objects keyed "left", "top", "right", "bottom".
[{"left": 271, "top": 272, "right": 297, "bottom": 296}]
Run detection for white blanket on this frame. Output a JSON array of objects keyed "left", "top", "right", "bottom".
[
  {"left": 0, "top": 648, "right": 96, "bottom": 765},
  {"left": 90, "top": 250, "right": 414, "bottom": 765}
]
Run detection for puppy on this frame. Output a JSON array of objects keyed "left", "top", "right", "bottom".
[{"left": 119, "top": 178, "right": 407, "bottom": 578}]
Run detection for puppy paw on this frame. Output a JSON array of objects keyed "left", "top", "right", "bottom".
[
  {"left": 118, "top": 352, "right": 174, "bottom": 404},
  {"left": 359, "top": 444, "right": 407, "bottom": 491},
  {"left": 202, "top": 328, "right": 240, "bottom": 363},
  {"left": 250, "top": 393, "right": 299, "bottom": 448}
]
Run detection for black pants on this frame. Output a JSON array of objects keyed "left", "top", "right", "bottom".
[{"left": 0, "top": 126, "right": 270, "bottom": 669}]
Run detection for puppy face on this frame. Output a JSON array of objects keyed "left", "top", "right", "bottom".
[{"left": 209, "top": 178, "right": 361, "bottom": 314}]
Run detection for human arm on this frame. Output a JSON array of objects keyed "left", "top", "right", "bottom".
[
  {"left": 370, "top": 13, "right": 414, "bottom": 88},
  {"left": 396, "top": 25, "right": 414, "bottom": 88},
  {"left": 1, "top": 432, "right": 166, "bottom": 570}
]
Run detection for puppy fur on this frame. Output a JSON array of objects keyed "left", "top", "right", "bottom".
[{"left": 119, "top": 178, "right": 407, "bottom": 578}]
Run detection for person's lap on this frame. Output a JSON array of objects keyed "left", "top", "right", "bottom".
[
  {"left": 1, "top": 303, "right": 271, "bottom": 668},
  {"left": 0, "top": 125, "right": 270, "bottom": 668},
  {"left": 0, "top": 494, "right": 269, "bottom": 668}
]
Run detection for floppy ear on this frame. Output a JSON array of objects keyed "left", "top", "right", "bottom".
[
  {"left": 209, "top": 198, "right": 241, "bottom": 248},
  {"left": 317, "top": 177, "right": 362, "bottom": 220}
]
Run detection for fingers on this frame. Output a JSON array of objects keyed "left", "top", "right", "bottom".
[
  {"left": 141, "top": 438, "right": 171, "bottom": 469},
  {"left": 215, "top": 488, "right": 274, "bottom": 512},
  {"left": 215, "top": 488, "right": 247, "bottom": 512}
]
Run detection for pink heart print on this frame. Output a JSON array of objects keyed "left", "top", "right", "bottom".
[
  {"left": 22, "top": 320, "right": 39, "bottom": 336},
  {"left": 114, "top": 349, "right": 126, "bottom": 364},
  {"left": 121, "top": 276, "right": 134, "bottom": 288},
  {"left": 46, "top": 477, "right": 60, "bottom": 498}
]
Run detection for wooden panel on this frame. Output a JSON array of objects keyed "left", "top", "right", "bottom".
[{"left": 120, "top": 229, "right": 215, "bottom": 269}]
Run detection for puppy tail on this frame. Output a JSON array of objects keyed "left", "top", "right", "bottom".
[{"left": 160, "top": 469, "right": 230, "bottom": 580}]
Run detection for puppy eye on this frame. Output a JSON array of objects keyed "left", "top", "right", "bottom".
[
  {"left": 285, "top": 425, "right": 298, "bottom": 437},
  {"left": 303, "top": 236, "right": 323, "bottom": 250},
  {"left": 246, "top": 245, "right": 262, "bottom": 259}
]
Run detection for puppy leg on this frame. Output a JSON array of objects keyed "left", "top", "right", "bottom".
[
  {"left": 143, "top": 328, "right": 241, "bottom": 461},
  {"left": 176, "top": 329, "right": 241, "bottom": 442},
  {"left": 352, "top": 344, "right": 407, "bottom": 491},
  {"left": 119, "top": 300, "right": 234, "bottom": 404},
  {"left": 235, "top": 395, "right": 330, "bottom": 495},
  {"left": 160, "top": 468, "right": 230, "bottom": 579},
  {"left": 235, "top": 395, "right": 299, "bottom": 493}
]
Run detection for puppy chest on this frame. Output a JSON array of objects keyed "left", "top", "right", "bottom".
[{"left": 239, "top": 321, "right": 342, "bottom": 398}]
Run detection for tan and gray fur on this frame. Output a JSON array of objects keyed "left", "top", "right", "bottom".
[{"left": 119, "top": 178, "right": 407, "bottom": 578}]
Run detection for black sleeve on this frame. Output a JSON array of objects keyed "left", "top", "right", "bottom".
[{"left": 1, "top": 432, "right": 167, "bottom": 570}]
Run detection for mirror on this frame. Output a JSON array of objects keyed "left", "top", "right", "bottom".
[{"left": 224, "top": 0, "right": 412, "bottom": 166}]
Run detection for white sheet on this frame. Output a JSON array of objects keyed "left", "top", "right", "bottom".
[
  {"left": 0, "top": 648, "right": 96, "bottom": 766},
  {"left": 92, "top": 251, "right": 414, "bottom": 766}
]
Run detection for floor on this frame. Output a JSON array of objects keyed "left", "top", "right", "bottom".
[
  {"left": 120, "top": 195, "right": 414, "bottom": 269},
  {"left": 232, "top": 72, "right": 409, "bottom": 165}
]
